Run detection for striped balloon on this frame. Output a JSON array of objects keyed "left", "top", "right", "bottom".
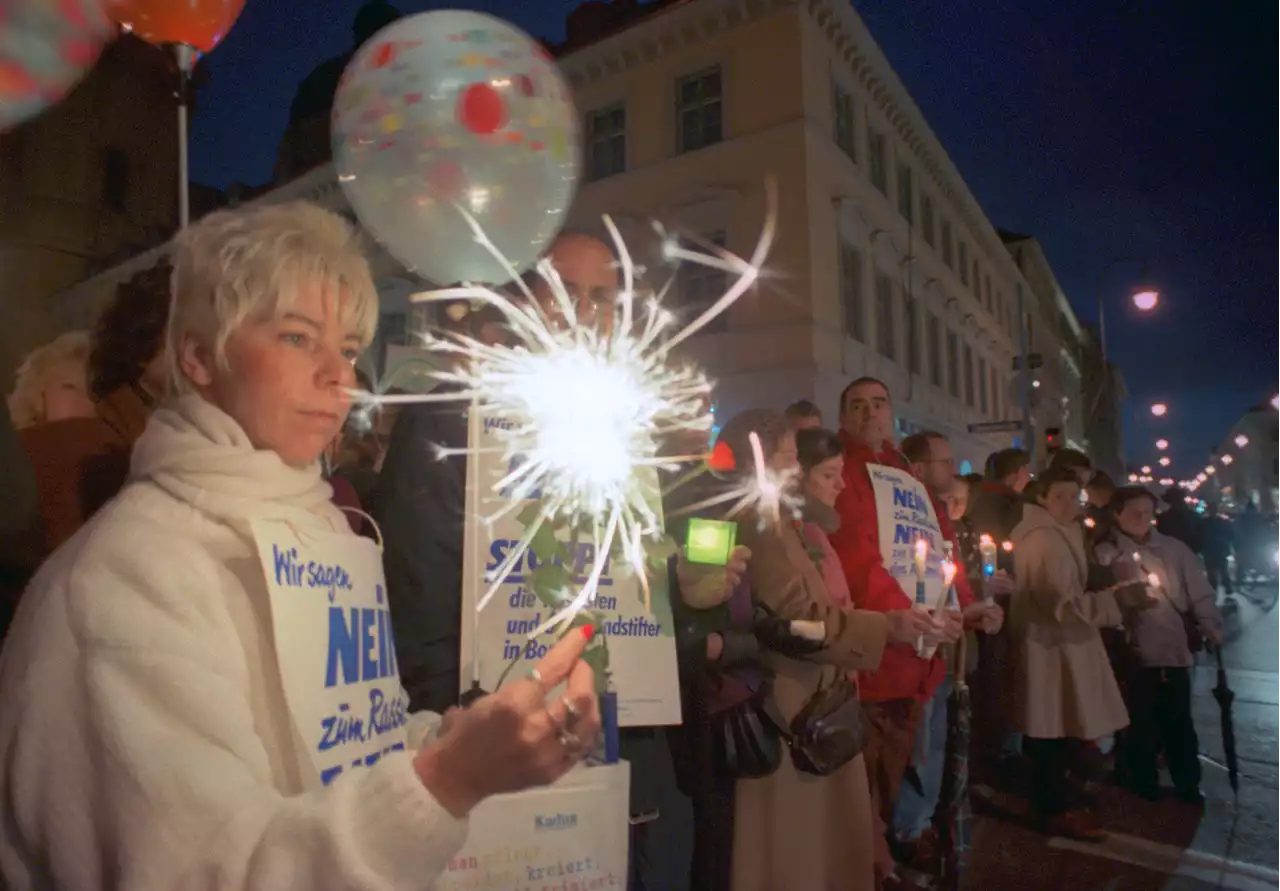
[{"left": 0, "top": 0, "right": 114, "bottom": 132}]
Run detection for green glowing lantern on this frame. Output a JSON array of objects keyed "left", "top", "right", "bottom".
[{"left": 685, "top": 518, "right": 738, "bottom": 566}]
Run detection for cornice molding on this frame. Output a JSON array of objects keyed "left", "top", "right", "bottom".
[
  {"left": 805, "top": 0, "right": 1026, "bottom": 294},
  {"left": 560, "top": 0, "right": 798, "bottom": 90}
]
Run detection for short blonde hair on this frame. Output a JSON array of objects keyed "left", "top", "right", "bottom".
[
  {"left": 7, "top": 331, "right": 92, "bottom": 430},
  {"left": 166, "top": 202, "right": 379, "bottom": 395}
]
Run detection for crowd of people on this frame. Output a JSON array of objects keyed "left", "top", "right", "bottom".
[{"left": 0, "top": 199, "right": 1239, "bottom": 891}]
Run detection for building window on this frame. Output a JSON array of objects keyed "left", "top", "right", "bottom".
[
  {"left": 868, "top": 128, "right": 888, "bottom": 194},
  {"left": 927, "top": 312, "right": 942, "bottom": 387},
  {"left": 832, "top": 79, "right": 855, "bottom": 162},
  {"left": 875, "top": 270, "right": 895, "bottom": 360},
  {"left": 839, "top": 242, "right": 865, "bottom": 342},
  {"left": 677, "top": 66, "right": 722, "bottom": 154},
  {"left": 920, "top": 193, "right": 935, "bottom": 247},
  {"left": 905, "top": 291, "right": 920, "bottom": 374},
  {"left": 102, "top": 147, "right": 129, "bottom": 213},
  {"left": 958, "top": 241, "right": 969, "bottom": 285},
  {"left": 984, "top": 275, "right": 993, "bottom": 312},
  {"left": 675, "top": 231, "right": 729, "bottom": 333},
  {"left": 946, "top": 330, "right": 960, "bottom": 398},
  {"left": 979, "top": 356, "right": 989, "bottom": 414},
  {"left": 972, "top": 259, "right": 981, "bottom": 297},
  {"left": 896, "top": 161, "right": 913, "bottom": 223},
  {"left": 940, "top": 219, "right": 954, "bottom": 268},
  {"left": 963, "top": 344, "right": 975, "bottom": 407},
  {"left": 585, "top": 104, "right": 626, "bottom": 180}
]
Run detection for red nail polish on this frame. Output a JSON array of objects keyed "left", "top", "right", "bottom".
[{"left": 581, "top": 624, "right": 596, "bottom": 641}]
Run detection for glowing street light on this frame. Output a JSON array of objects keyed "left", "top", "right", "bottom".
[
  {"left": 1158, "top": 456, "right": 1171, "bottom": 467},
  {"left": 1205, "top": 466, "right": 1216, "bottom": 475},
  {"left": 1272, "top": 394, "right": 1278, "bottom": 410},
  {"left": 1156, "top": 439, "right": 1169, "bottom": 450},
  {"left": 1141, "top": 465, "right": 1152, "bottom": 474},
  {"left": 1131, "top": 288, "right": 1160, "bottom": 311},
  {"left": 1235, "top": 434, "right": 1249, "bottom": 448},
  {"left": 1222, "top": 454, "right": 1234, "bottom": 465},
  {"left": 1151, "top": 403, "right": 1168, "bottom": 417},
  {"left": 1127, "top": 473, "right": 1139, "bottom": 482},
  {"left": 1159, "top": 477, "right": 1174, "bottom": 486}
]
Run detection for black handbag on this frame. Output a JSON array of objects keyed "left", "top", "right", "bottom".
[
  {"left": 787, "top": 675, "right": 867, "bottom": 777},
  {"left": 709, "top": 685, "right": 785, "bottom": 779}
]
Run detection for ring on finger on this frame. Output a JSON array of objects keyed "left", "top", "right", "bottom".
[
  {"left": 559, "top": 695, "right": 581, "bottom": 726},
  {"left": 556, "top": 727, "right": 583, "bottom": 755}
]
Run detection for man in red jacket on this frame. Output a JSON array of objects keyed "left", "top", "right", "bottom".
[{"left": 827, "top": 378, "right": 976, "bottom": 863}]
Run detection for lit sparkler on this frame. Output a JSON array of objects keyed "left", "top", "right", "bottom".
[{"left": 353, "top": 182, "right": 778, "bottom": 636}]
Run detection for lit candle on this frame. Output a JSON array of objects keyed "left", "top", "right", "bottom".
[
  {"left": 1084, "top": 517, "right": 1096, "bottom": 529},
  {"left": 1001, "top": 540, "right": 1014, "bottom": 554},
  {"left": 913, "top": 539, "right": 930, "bottom": 656},
  {"left": 913, "top": 539, "right": 928, "bottom": 583},
  {"left": 1147, "top": 572, "right": 1160, "bottom": 588}
]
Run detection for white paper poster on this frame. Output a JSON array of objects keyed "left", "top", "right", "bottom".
[
  {"left": 460, "top": 408, "right": 682, "bottom": 726},
  {"left": 866, "top": 463, "right": 948, "bottom": 611},
  {"left": 434, "top": 763, "right": 630, "bottom": 891},
  {"left": 251, "top": 520, "right": 412, "bottom": 787}
]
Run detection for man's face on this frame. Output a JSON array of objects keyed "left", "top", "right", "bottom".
[
  {"left": 910, "top": 436, "right": 955, "bottom": 496},
  {"left": 840, "top": 381, "right": 893, "bottom": 446},
  {"left": 531, "top": 235, "right": 618, "bottom": 335}
]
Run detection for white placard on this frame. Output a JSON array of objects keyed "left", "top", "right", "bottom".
[
  {"left": 434, "top": 762, "right": 630, "bottom": 891},
  {"left": 460, "top": 408, "right": 681, "bottom": 726},
  {"left": 866, "top": 463, "right": 948, "bottom": 611},
  {"left": 251, "top": 519, "right": 412, "bottom": 787}
]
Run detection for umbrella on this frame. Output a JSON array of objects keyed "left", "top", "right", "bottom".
[
  {"left": 937, "top": 634, "right": 972, "bottom": 890},
  {"left": 1212, "top": 642, "right": 1239, "bottom": 797}
]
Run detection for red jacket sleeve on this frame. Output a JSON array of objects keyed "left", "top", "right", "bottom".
[{"left": 829, "top": 463, "right": 914, "bottom": 614}]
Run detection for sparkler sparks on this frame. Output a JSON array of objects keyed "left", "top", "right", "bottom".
[{"left": 354, "top": 181, "right": 778, "bottom": 637}]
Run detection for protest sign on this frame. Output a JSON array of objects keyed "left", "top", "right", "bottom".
[
  {"left": 251, "top": 519, "right": 412, "bottom": 787},
  {"left": 434, "top": 762, "right": 630, "bottom": 891},
  {"left": 866, "top": 463, "right": 948, "bottom": 611},
  {"left": 460, "top": 408, "right": 681, "bottom": 726}
]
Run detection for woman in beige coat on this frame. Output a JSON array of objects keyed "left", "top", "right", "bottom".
[
  {"left": 715, "top": 410, "right": 928, "bottom": 891},
  {"left": 1009, "top": 466, "right": 1150, "bottom": 841}
]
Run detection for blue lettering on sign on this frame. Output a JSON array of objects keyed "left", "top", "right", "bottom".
[
  {"left": 272, "top": 544, "right": 355, "bottom": 603},
  {"left": 325, "top": 605, "right": 399, "bottom": 688},
  {"left": 892, "top": 525, "right": 938, "bottom": 547},
  {"left": 486, "top": 538, "right": 614, "bottom": 586},
  {"left": 892, "top": 486, "right": 929, "bottom": 512},
  {"left": 535, "top": 812, "right": 579, "bottom": 830}
]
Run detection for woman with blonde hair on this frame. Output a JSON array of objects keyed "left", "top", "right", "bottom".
[
  {"left": 722, "top": 409, "right": 932, "bottom": 891},
  {"left": 0, "top": 201, "right": 601, "bottom": 890},
  {"left": 7, "top": 331, "right": 95, "bottom": 430}
]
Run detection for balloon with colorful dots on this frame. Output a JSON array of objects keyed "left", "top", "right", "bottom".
[
  {"left": 332, "top": 10, "right": 581, "bottom": 286},
  {"left": 1, "top": 0, "right": 115, "bottom": 133}
]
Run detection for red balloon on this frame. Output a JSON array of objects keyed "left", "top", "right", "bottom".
[
  {"left": 105, "top": 0, "right": 246, "bottom": 54},
  {"left": 457, "top": 82, "right": 505, "bottom": 135}
]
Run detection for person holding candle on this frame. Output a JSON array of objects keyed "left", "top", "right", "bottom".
[
  {"left": 890, "top": 431, "right": 1004, "bottom": 872},
  {"left": 719, "top": 410, "right": 932, "bottom": 891},
  {"left": 827, "top": 379, "right": 966, "bottom": 886},
  {"left": 1008, "top": 466, "right": 1153, "bottom": 840},
  {"left": 0, "top": 203, "right": 604, "bottom": 890},
  {"left": 1094, "top": 486, "right": 1223, "bottom": 804}
]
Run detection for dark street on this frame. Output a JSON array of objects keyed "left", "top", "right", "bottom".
[{"left": 967, "top": 578, "right": 1279, "bottom": 890}]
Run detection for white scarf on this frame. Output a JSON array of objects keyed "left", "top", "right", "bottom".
[{"left": 130, "top": 394, "right": 345, "bottom": 534}]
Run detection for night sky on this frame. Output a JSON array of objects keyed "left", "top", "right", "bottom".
[{"left": 188, "top": 0, "right": 1278, "bottom": 480}]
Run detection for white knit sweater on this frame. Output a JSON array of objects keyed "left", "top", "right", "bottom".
[{"left": 0, "top": 395, "right": 467, "bottom": 890}]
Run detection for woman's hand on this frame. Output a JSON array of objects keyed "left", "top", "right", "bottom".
[
  {"left": 413, "top": 626, "right": 602, "bottom": 818},
  {"left": 676, "top": 546, "right": 753, "bottom": 609},
  {"left": 884, "top": 609, "right": 939, "bottom": 645}
]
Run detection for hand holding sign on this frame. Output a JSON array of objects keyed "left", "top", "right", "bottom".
[{"left": 415, "top": 625, "right": 602, "bottom": 818}]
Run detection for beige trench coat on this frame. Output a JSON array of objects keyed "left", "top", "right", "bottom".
[
  {"left": 731, "top": 520, "right": 889, "bottom": 891},
  {"left": 1009, "top": 504, "right": 1129, "bottom": 741}
]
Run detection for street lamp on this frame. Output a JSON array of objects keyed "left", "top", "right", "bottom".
[
  {"left": 1141, "top": 465, "right": 1152, "bottom": 474},
  {"left": 1155, "top": 439, "right": 1169, "bottom": 450},
  {"left": 1131, "top": 288, "right": 1159, "bottom": 311},
  {"left": 1151, "top": 403, "right": 1168, "bottom": 417},
  {"left": 1158, "top": 456, "right": 1171, "bottom": 467},
  {"left": 1222, "top": 454, "right": 1234, "bottom": 465},
  {"left": 1272, "top": 394, "right": 1278, "bottom": 410},
  {"left": 1234, "top": 434, "right": 1249, "bottom": 447}
]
